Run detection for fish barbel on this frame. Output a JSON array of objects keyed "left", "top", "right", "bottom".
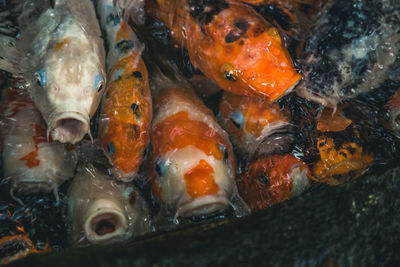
[{"left": 0, "top": 0, "right": 106, "bottom": 144}]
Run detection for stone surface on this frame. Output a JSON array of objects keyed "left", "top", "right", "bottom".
[{"left": 9, "top": 166, "right": 400, "bottom": 266}]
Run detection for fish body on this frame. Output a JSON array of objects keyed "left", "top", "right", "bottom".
[
  {"left": 147, "top": 0, "right": 300, "bottom": 101},
  {"left": 297, "top": 0, "right": 400, "bottom": 107},
  {"left": 384, "top": 89, "right": 400, "bottom": 138},
  {"left": 0, "top": 83, "right": 77, "bottom": 195},
  {"left": 0, "top": 0, "right": 106, "bottom": 144},
  {"left": 219, "top": 92, "right": 294, "bottom": 156},
  {"left": 312, "top": 108, "right": 374, "bottom": 185},
  {"left": 238, "top": 154, "right": 311, "bottom": 211},
  {"left": 96, "top": 0, "right": 152, "bottom": 181},
  {"left": 66, "top": 162, "right": 151, "bottom": 245},
  {"left": 150, "top": 88, "right": 240, "bottom": 218}
]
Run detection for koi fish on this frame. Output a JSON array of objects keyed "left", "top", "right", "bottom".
[
  {"left": 146, "top": 0, "right": 300, "bottom": 101},
  {"left": 0, "top": 83, "right": 77, "bottom": 196},
  {"left": 237, "top": 154, "right": 311, "bottom": 211},
  {"left": 0, "top": 0, "right": 106, "bottom": 144},
  {"left": 218, "top": 91, "right": 295, "bottom": 156},
  {"left": 384, "top": 88, "right": 400, "bottom": 138},
  {"left": 96, "top": 0, "right": 152, "bottom": 181},
  {"left": 66, "top": 162, "right": 151, "bottom": 245},
  {"left": 150, "top": 87, "right": 242, "bottom": 218},
  {"left": 312, "top": 108, "right": 374, "bottom": 185},
  {"left": 296, "top": 0, "right": 400, "bottom": 108}
]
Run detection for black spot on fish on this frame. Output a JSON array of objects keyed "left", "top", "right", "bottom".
[
  {"left": 132, "top": 71, "right": 142, "bottom": 78},
  {"left": 225, "top": 19, "right": 249, "bottom": 43},
  {"left": 188, "top": 0, "right": 229, "bottom": 25},
  {"left": 346, "top": 146, "right": 357, "bottom": 155},
  {"left": 319, "top": 141, "right": 326, "bottom": 148},
  {"left": 258, "top": 173, "right": 270, "bottom": 185},
  {"left": 107, "top": 142, "right": 115, "bottom": 155},
  {"left": 105, "top": 91, "right": 110, "bottom": 98},
  {"left": 106, "top": 13, "right": 121, "bottom": 26},
  {"left": 115, "top": 40, "right": 134, "bottom": 54},
  {"left": 339, "top": 151, "right": 348, "bottom": 158},
  {"left": 131, "top": 103, "right": 139, "bottom": 115},
  {"left": 254, "top": 4, "right": 293, "bottom": 32}
]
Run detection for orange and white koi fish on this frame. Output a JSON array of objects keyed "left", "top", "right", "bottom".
[
  {"left": 96, "top": 0, "right": 152, "bottom": 181},
  {"left": 0, "top": 0, "right": 106, "bottom": 144},
  {"left": 67, "top": 162, "right": 151, "bottom": 245},
  {"left": 150, "top": 88, "right": 242, "bottom": 218},
  {"left": 219, "top": 92, "right": 294, "bottom": 156},
  {"left": 238, "top": 154, "right": 311, "bottom": 211},
  {"left": 146, "top": 0, "right": 300, "bottom": 101},
  {"left": 0, "top": 83, "right": 77, "bottom": 196},
  {"left": 312, "top": 108, "right": 374, "bottom": 185}
]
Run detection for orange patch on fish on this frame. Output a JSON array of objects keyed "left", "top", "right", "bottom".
[
  {"left": 53, "top": 38, "right": 71, "bottom": 51},
  {"left": 151, "top": 111, "right": 227, "bottom": 160},
  {"left": 389, "top": 89, "right": 400, "bottom": 108},
  {"left": 312, "top": 137, "right": 374, "bottom": 185},
  {"left": 18, "top": 123, "right": 47, "bottom": 168},
  {"left": 184, "top": 159, "right": 219, "bottom": 198},
  {"left": 316, "top": 108, "right": 352, "bottom": 132}
]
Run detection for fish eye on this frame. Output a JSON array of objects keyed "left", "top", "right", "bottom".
[
  {"left": 95, "top": 74, "right": 104, "bottom": 92},
  {"left": 221, "top": 63, "right": 238, "bottom": 82},
  {"left": 258, "top": 172, "right": 270, "bottom": 185},
  {"left": 34, "top": 69, "right": 47, "bottom": 87},
  {"left": 219, "top": 144, "right": 229, "bottom": 161},
  {"left": 229, "top": 110, "right": 244, "bottom": 129},
  {"left": 128, "top": 191, "right": 136, "bottom": 205},
  {"left": 155, "top": 158, "right": 167, "bottom": 177}
]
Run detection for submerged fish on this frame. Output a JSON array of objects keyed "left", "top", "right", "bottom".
[
  {"left": 383, "top": 88, "right": 400, "bottom": 138},
  {"left": 66, "top": 162, "right": 151, "bottom": 245},
  {"left": 96, "top": 0, "right": 152, "bottom": 181},
  {"left": 218, "top": 91, "right": 295, "bottom": 156},
  {"left": 146, "top": 0, "right": 300, "bottom": 101},
  {"left": 0, "top": 0, "right": 106, "bottom": 144},
  {"left": 237, "top": 154, "right": 311, "bottom": 211},
  {"left": 312, "top": 108, "right": 374, "bottom": 185},
  {"left": 150, "top": 87, "right": 243, "bottom": 218},
  {"left": 297, "top": 0, "right": 400, "bottom": 107},
  {"left": 0, "top": 83, "right": 77, "bottom": 196}
]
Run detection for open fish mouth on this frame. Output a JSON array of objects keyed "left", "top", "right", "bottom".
[
  {"left": 254, "top": 124, "right": 297, "bottom": 157},
  {"left": 84, "top": 208, "right": 129, "bottom": 244},
  {"left": 177, "top": 195, "right": 230, "bottom": 218},
  {"left": 48, "top": 112, "right": 90, "bottom": 144}
]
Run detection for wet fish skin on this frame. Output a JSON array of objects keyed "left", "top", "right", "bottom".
[
  {"left": 96, "top": 0, "right": 152, "bottom": 181},
  {"left": 297, "top": 0, "right": 400, "bottom": 108},
  {"left": 150, "top": 88, "right": 242, "bottom": 218},
  {"left": 0, "top": 0, "right": 106, "bottom": 144},
  {"left": 0, "top": 83, "right": 77, "bottom": 195},
  {"left": 66, "top": 162, "right": 151, "bottom": 245},
  {"left": 146, "top": 0, "right": 300, "bottom": 101}
]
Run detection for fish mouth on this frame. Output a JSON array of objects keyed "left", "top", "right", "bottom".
[
  {"left": 48, "top": 112, "right": 90, "bottom": 144},
  {"left": 254, "top": 124, "right": 297, "bottom": 157},
  {"left": 84, "top": 208, "right": 128, "bottom": 244},
  {"left": 177, "top": 195, "right": 230, "bottom": 218}
]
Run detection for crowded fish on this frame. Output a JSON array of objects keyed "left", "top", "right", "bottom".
[
  {"left": 0, "top": 0, "right": 106, "bottom": 144},
  {"left": 296, "top": 0, "right": 400, "bottom": 107},
  {"left": 0, "top": 82, "right": 77, "bottom": 197},
  {"left": 66, "top": 161, "right": 151, "bottom": 245},
  {"left": 150, "top": 87, "right": 244, "bottom": 218},
  {"left": 384, "top": 88, "right": 400, "bottom": 138},
  {"left": 96, "top": 0, "right": 152, "bottom": 181},
  {"left": 145, "top": 0, "right": 301, "bottom": 101}
]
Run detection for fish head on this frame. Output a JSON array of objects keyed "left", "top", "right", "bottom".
[
  {"left": 239, "top": 154, "right": 310, "bottom": 211},
  {"left": 219, "top": 92, "right": 292, "bottom": 154},
  {"left": 31, "top": 36, "right": 105, "bottom": 144},
  {"left": 151, "top": 146, "right": 233, "bottom": 218},
  {"left": 187, "top": 2, "right": 300, "bottom": 100},
  {"left": 386, "top": 89, "right": 400, "bottom": 138}
]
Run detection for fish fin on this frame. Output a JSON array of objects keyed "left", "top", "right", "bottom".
[
  {"left": 113, "top": 0, "right": 146, "bottom": 26},
  {"left": 0, "top": 35, "right": 25, "bottom": 75}
]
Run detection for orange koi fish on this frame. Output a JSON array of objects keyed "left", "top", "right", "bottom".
[
  {"left": 219, "top": 92, "right": 294, "bottom": 155},
  {"left": 312, "top": 108, "right": 374, "bottom": 185},
  {"left": 97, "top": 1, "right": 152, "bottom": 181},
  {"left": 383, "top": 88, "right": 400, "bottom": 138},
  {"left": 150, "top": 88, "right": 241, "bottom": 218},
  {"left": 238, "top": 154, "right": 311, "bottom": 211},
  {"left": 0, "top": 83, "right": 77, "bottom": 196},
  {"left": 146, "top": 0, "right": 301, "bottom": 101}
]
